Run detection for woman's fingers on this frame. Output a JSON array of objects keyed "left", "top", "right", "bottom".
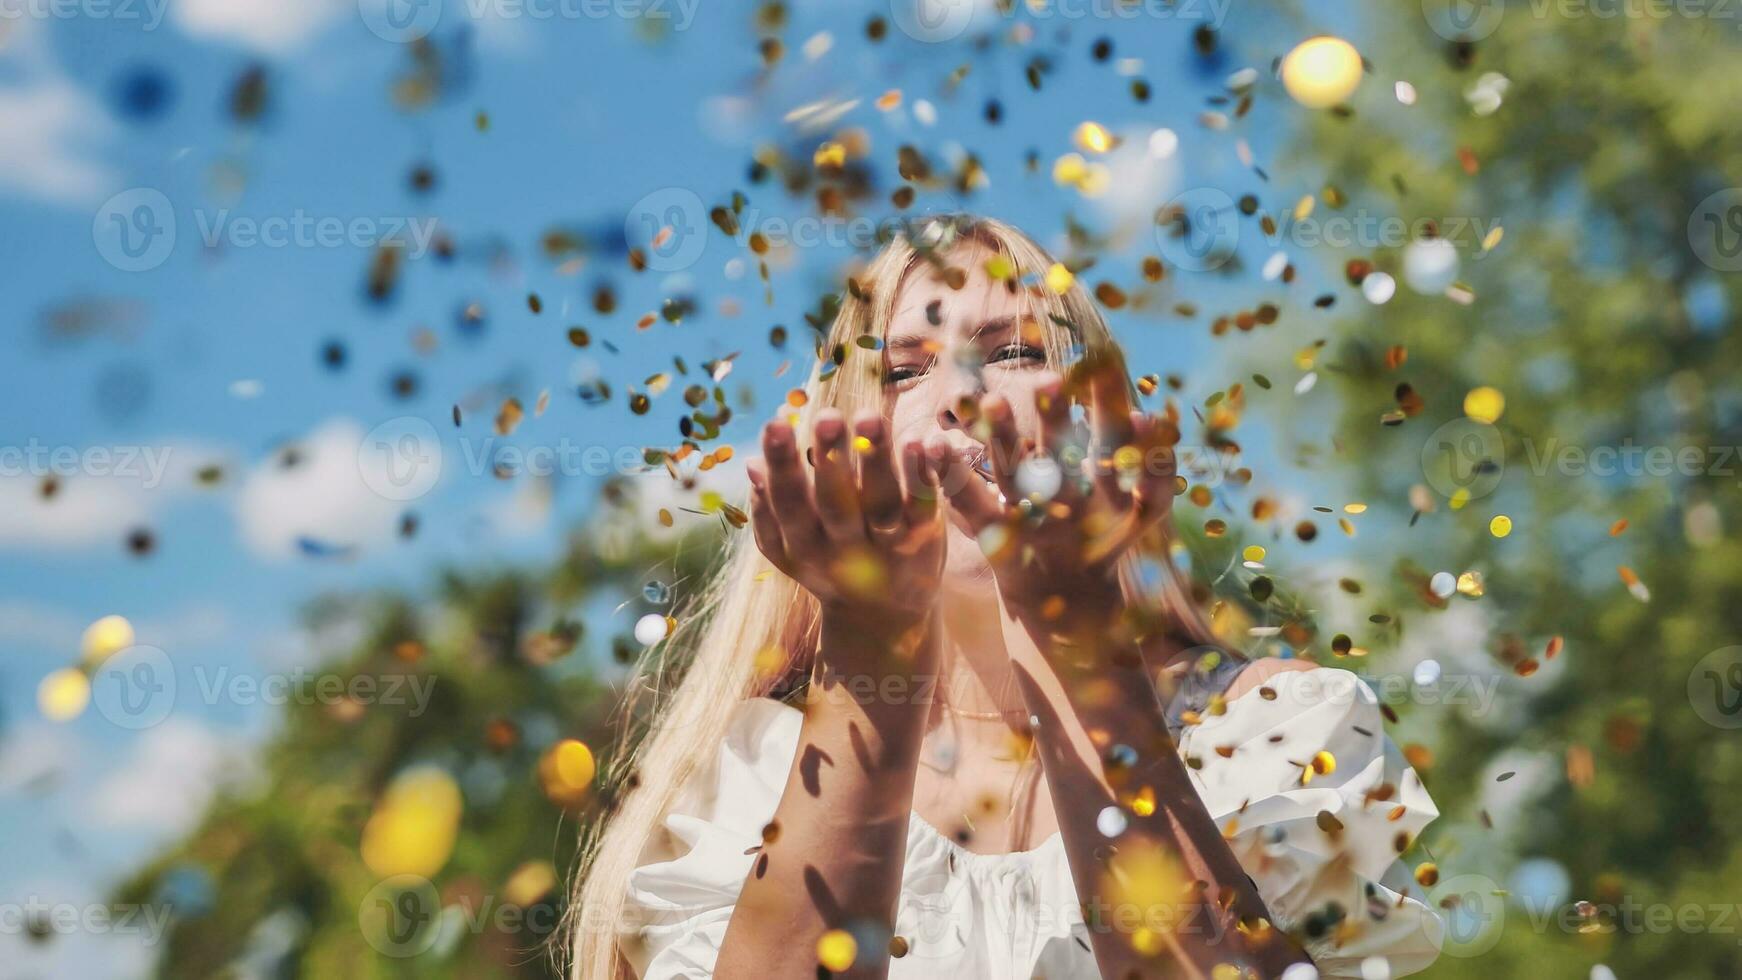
[
  {"left": 1088, "top": 358, "right": 1139, "bottom": 507},
  {"left": 745, "top": 462, "right": 794, "bottom": 575},
  {"left": 899, "top": 439, "right": 940, "bottom": 529},
  {"left": 853, "top": 414, "right": 903, "bottom": 535},
  {"left": 1130, "top": 412, "right": 1178, "bottom": 526},
  {"left": 810, "top": 410, "right": 863, "bottom": 541},
  {"left": 761, "top": 419, "right": 826, "bottom": 565},
  {"left": 924, "top": 435, "right": 1003, "bottom": 533},
  {"left": 980, "top": 393, "right": 1025, "bottom": 505},
  {"left": 1031, "top": 373, "right": 1083, "bottom": 505}
]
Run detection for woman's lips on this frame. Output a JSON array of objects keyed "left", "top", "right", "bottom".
[{"left": 951, "top": 446, "right": 1007, "bottom": 505}]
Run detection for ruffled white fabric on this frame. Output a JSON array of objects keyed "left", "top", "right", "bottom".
[{"left": 620, "top": 666, "right": 1442, "bottom": 979}]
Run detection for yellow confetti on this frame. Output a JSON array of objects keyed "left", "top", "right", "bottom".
[
  {"left": 1280, "top": 36, "right": 1363, "bottom": 109},
  {"left": 1293, "top": 195, "right": 1315, "bottom": 221},
  {"left": 1457, "top": 570, "right": 1486, "bottom": 597},
  {"left": 538, "top": 739, "right": 596, "bottom": 809},
  {"left": 362, "top": 767, "right": 463, "bottom": 878},
  {"left": 1073, "top": 121, "right": 1114, "bottom": 154},
  {"left": 1490, "top": 514, "right": 1513, "bottom": 538},
  {"left": 1482, "top": 225, "right": 1504, "bottom": 252},
  {"left": 38, "top": 667, "right": 90, "bottom": 722},
  {"left": 1242, "top": 545, "right": 1266, "bottom": 563},
  {"left": 503, "top": 861, "right": 558, "bottom": 907},
  {"left": 817, "top": 930, "right": 857, "bottom": 972},
  {"left": 1045, "top": 262, "right": 1075, "bottom": 294},
  {"left": 1464, "top": 386, "right": 1505, "bottom": 423},
  {"left": 984, "top": 254, "right": 1016, "bottom": 281},
  {"left": 80, "top": 614, "right": 135, "bottom": 668},
  {"left": 813, "top": 141, "right": 846, "bottom": 169},
  {"left": 1051, "top": 153, "right": 1088, "bottom": 186}
]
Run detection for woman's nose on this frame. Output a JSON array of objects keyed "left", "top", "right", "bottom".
[{"left": 935, "top": 366, "right": 983, "bottom": 431}]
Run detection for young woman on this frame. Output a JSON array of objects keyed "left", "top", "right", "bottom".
[{"left": 570, "top": 216, "right": 1444, "bottom": 979}]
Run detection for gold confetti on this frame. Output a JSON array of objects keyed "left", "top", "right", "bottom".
[
  {"left": 817, "top": 930, "right": 857, "bottom": 972},
  {"left": 1464, "top": 386, "right": 1505, "bottom": 423}
]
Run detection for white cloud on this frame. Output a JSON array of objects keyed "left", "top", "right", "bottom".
[
  {"left": 0, "top": 722, "right": 83, "bottom": 793},
  {"left": 0, "top": 19, "right": 116, "bottom": 205},
  {"left": 0, "top": 874, "right": 158, "bottom": 980},
  {"left": 0, "top": 473, "right": 153, "bottom": 549},
  {"left": 86, "top": 718, "right": 243, "bottom": 833},
  {"left": 233, "top": 418, "right": 407, "bottom": 560},
  {"left": 174, "top": 0, "right": 350, "bottom": 53},
  {"left": 0, "top": 440, "right": 222, "bottom": 552}
]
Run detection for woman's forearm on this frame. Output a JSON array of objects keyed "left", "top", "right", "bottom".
[
  {"left": 1003, "top": 602, "right": 1310, "bottom": 978},
  {"left": 716, "top": 610, "right": 935, "bottom": 979}
]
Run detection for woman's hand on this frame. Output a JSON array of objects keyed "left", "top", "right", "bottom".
[
  {"left": 924, "top": 355, "right": 1179, "bottom": 637},
  {"left": 746, "top": 408, "right": 946, "bottom": 633}
]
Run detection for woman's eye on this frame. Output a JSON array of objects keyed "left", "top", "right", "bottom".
[
  {"left": 884, "top": 363, "right": 926, "bottom": 386},
  {"left": 988, "top": 344, "right": 1045, "bottom": 366}
]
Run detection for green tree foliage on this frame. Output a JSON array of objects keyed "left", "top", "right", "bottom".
[{"left": 113, "top": 513, "right": 721, "bottom": 979}]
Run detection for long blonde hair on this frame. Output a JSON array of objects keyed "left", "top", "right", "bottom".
[{"left": 564, "top": 214, "right": 1217, "bottom": 978}]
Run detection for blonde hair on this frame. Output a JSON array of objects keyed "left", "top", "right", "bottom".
[{"left": 564, "top": 214, "right": 1216, "bottom": 978}]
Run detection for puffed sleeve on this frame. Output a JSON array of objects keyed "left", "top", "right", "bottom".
[
  {"left": 618, "top": 697, "right": 804, "bottom": 980},
  {"left": 1177, "top": 665, "right": 1444, "bottom": 978}
]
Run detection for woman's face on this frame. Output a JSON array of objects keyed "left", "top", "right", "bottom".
[{"left": 880, "top": 244, "right": 1055, "bottom": 592}]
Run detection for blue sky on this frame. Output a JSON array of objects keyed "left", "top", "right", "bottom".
[{"left": 0, "top": 0, "right": 1412, "bottom": 973}]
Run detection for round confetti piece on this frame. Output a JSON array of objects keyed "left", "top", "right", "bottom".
[
  {"left": 1464, "top": 386, "right": 1505, "bottom": 423},
  {"left": 1280, "top": 36, "right": 1364, "bottom": 109},
  {"left": 1430, "top": 572, "right": 1457, "bottom": 598},
  {"left": 634, "top": 613, "right": 670, "bottom": 645},
  {"left": 1489, "top": 515, "right": 1513, "bottom": 538},
  {"left": 1361, "top": 271, "right": 1397, "bottom": 304},
  {"left": 817, "top": 930, "right": 857, "bottom": 972},
  {"left": 38, "top": 668, "right": 91, "bottom": 722}
]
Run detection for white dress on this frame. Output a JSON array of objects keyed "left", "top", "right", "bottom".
[{"left": 620, "top": 664, "right": 1444, "bottom": 979}]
